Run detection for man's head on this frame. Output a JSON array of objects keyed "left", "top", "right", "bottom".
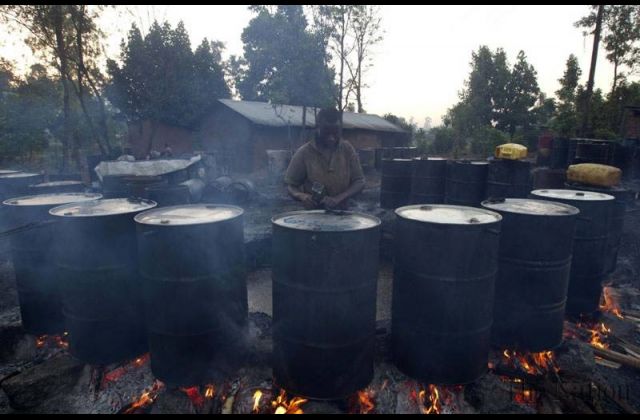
[{"left": 316, "top": 107, "right": 341, "bottom": 148}]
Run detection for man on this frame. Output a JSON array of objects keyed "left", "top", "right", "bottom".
[{"left": 284, "top": 107, "right": 365, "bottom": 209}]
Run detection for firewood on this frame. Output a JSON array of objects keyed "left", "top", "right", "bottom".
[
  {"left": 591, "top": 346, "right": 640, "bottom": 371},
  {"left": 622, "top": 309, "right": 640, "bottom": 318},
  {"left": 592, "top": 380, "right": 638, "bottom": 415}
]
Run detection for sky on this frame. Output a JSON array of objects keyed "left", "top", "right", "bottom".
[{"left": 0, "top": 5, "right": 628, "bottom": 127}]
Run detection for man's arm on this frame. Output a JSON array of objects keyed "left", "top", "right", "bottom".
[
  {"left": 284, "top": 147, "right": 316, "bottom": 209},
  {"left": 287, "top": 184, "right": 316, "bottom": 209}
]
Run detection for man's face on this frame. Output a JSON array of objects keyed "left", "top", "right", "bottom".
[{"left": 317, "top": 120, "right": 340, "bottom": 148}]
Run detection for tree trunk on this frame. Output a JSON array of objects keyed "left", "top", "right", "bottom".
[
  {"left": 356, "top": 59, "right": 363, "bottom": 113},
  {"left": 82, "top": 68, "right": 112, "bottom": 155},
  {"left": 53, "top": 5, "right": 71, "bottom": 172},
  {"left": 338, "top": 7, "right": 345, "bottom": 116},
  {"left": 581, "top": 4, "right": 604, "bottom": 137},
  {"left": 71, "top": 5, "right": 107, "bottom": 157}
]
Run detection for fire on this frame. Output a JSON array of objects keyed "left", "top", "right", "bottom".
[
  {"left": 123, "top": 380, "right": 165, "bottom": 414},
  {"left": 205, "top": 384, "right": 215, "bottom": 399},
  {"left": 181, "top": 386, "right": 205, "bottom": 408},
  {"left": 36, "top": 335, "right": 47, "bottom": 349},
  {"left": 102, "top": 354, "right": 151, "bottom": 385},
  {"left": 600, "top": 286, "right": 624, "bottom": 319},
  {"left": 271, "top": 389, "right": 307, "bottom": 414},
  {"left": 420, "top": 385, "right": 441, "bottom": 414},
  {"left": 252, "top": 390, "right": 263, "bottom": 413},
  {"left": 35, "top": 333, "right": 69, "bottom": 350},
  {"left": 410, "top": 384, "right": 460, "bottom": 414},
  {"left": 501, "top": 350, "right": 558, "bottom": 375},
  {"left": 589, "top": 323, "right": 611, "bottom": 349},
  {"left": 349, "top": 389, "right": 375, "bottom": 414}
]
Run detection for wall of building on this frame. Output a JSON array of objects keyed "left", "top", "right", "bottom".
[{"left": 127, "top": 120, "right": 193, "bottom": 159}]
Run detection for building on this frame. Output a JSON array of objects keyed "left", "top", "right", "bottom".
[{"left": 128, "top": 99, "right": 409, "bottom": 173}]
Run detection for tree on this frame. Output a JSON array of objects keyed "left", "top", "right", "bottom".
[
  {"left": 107, "top": 20, "right": 230, "bottom": 141},
  {"left": 0, "top": 65, "right": 61, "bottom": 164},
  {"left": 1, "top": 5, "right": 115, "bottom": 169},
  {"left": 576, "top": 5, "right": 640, "bottom": 92},
  {"left": 463, "top": 45, "right": 495, "bottom": 129},
  {"left": 235, "top": 5, "right": 334, "bottom": 107},
  {"left": 348, "top": 5, "right": 383, "bottom": 113},
  {"left": 576, "top": 4, "right": 605, "bottom": 136},
  {"left": 552, "top": 54, "right": 582, "bottom": 136},
  {"left": 491, "top": 48, "right": 511, "bottom": 130},
  {"left": 503, "top": 51, "right": 540, "bottom": 137}
]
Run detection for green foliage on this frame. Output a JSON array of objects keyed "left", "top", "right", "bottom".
[
  {"left": 235, "top": 5, "right": 334, "bottom": 107},
  {"left": 0, "top": 65, "right": 60, "bottom": 164},
  {"left": 469, "top": 127, "right": 511, "bottom": 158},
  {"left": 445, "top": 46, "right": 542, "bottom": 152},
  {"left": 107, "top": 20, "right": 230, "bottom": 129}
]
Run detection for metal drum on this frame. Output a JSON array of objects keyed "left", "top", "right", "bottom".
[
  {"left": 0, "top": 172, "right": 43, "bottom": 202},
  {"left": 550, "top": 137, "right": 569, "bottom": 169},
  {"left": 272, "top": 210, "right": 380, "bottom": 399},
  {"left": 486, "top": 159, "right": 531, "bottom": 199},
  {"left": 50, "top": 198, "right": 156, "bottom": 365},
  {"left": 445, "top": 160, "right": 488, "bottom": 207},
  {"left": 2, "top": 193, "right": 102, "bottom": 335},
  {"left": 392, "top": 205, "right": 501, "bottom": 384},
  {"left": 530, "top": 189, "right": 614, "bottom": 316},
  {"left": 100, "top": 175, "right": 130, "bottom": 199},
  {"left": 410, "top": 157, "right": 447, "bottom": 204},
  {"left": 135, "top": 204, "right": 247, "bottom": 386},
  {"left": 29, "top": 180, "right": 85, "bottom": 194},
  {"left": 380, "top": 159, "right": 413, "bottom": 209},
  {"left": 144, "top": 183, "right": 191, "bottom": 207},
  {"left": 481, "top": 198, "right": 578, "bottom": 351},
  {"left": 124, "top": 176, "right": 167, "bottom": 198},
  {"left": 565, "top": 182, "right": 634, "bottom": 275},
  {"left": 357, "top": 148, "right": 376, "bottom": 172}
]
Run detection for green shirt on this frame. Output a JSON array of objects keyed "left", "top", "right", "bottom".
[{"left": 284, "top": 138, "right": 365, "bottom": 198}]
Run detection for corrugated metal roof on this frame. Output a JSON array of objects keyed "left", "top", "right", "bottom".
[{"left": 218, "top": 99, "right": 406, "bottom": 133}]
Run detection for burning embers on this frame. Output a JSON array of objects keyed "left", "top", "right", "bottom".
[
  {"left": 250, "top": 389, "right": 307, "bottom": 414},
  {"left": 35, "top": 332, "right": 69, "bottom": 351},
  {"left": 500, "top": 350, "right": 559, "bottom": 376},
  {"left": 121, "top": 380, "right": 165, "bottom": 414},
  {"left": 180, "top": 384, "right": 216, "bottom": 409},
  {"left": 101, "top": 354, "right": 151, "bottom": 386}
]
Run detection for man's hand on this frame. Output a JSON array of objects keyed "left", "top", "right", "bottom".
[
  {"left": 298, "top": 193, "right": 317, "bottom": 209},
  {"left": 321, "top": 195, "right": 341, "bottom": 209}
]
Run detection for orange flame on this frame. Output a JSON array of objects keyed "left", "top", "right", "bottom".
[
  {"left": 600, "top": 286, "right": 624, "bottom": 319},
  {"left": 252, "top": 390, "right": 263, "bottom": 413},
  {"left": 35, "top": 333, "right": 69, "bottom": 350},
  {"left": 349, "top": 389, "right": 375, "bottom": 414},
  {"left": 123, "top": 380, "right": 165, "bottom": 414},
  {"left": 411, "top": 384, "right": 460, "bottom": 414},
  {"left": 205, "top": 384, "right": 215, "bottom": 399},
  {"left": 501, "top": 350, "right": 558, "bottom": 375},
  {"left": 36, "top": 335, "right": 47, "bottom": 349},
  {"left": 271, "top": 389, "right": 307, "bottom": 414},
  {"left": 181, "top": 386, "right": 205, "bottom": 408}
]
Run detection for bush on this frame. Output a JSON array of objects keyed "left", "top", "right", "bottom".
[{"left": 469, "top": 127, "right": 511, "bottom": 158}]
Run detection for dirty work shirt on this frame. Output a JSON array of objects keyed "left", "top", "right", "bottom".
[{"left": 284, "top": 139, "right": 365, "bottom": 198}]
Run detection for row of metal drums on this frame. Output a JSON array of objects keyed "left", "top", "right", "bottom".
[
  {"left": 0, "top": 188, "right": 627, "bottom": 399},
  {"left": 272, "top": 188, "right": 621, "bottom": 397},
  {"left": 380, "top": 157, "right": 532, "bottom": 209},
  {"left": 2, "top": 192, "right": 247, "bottom": 387}
]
